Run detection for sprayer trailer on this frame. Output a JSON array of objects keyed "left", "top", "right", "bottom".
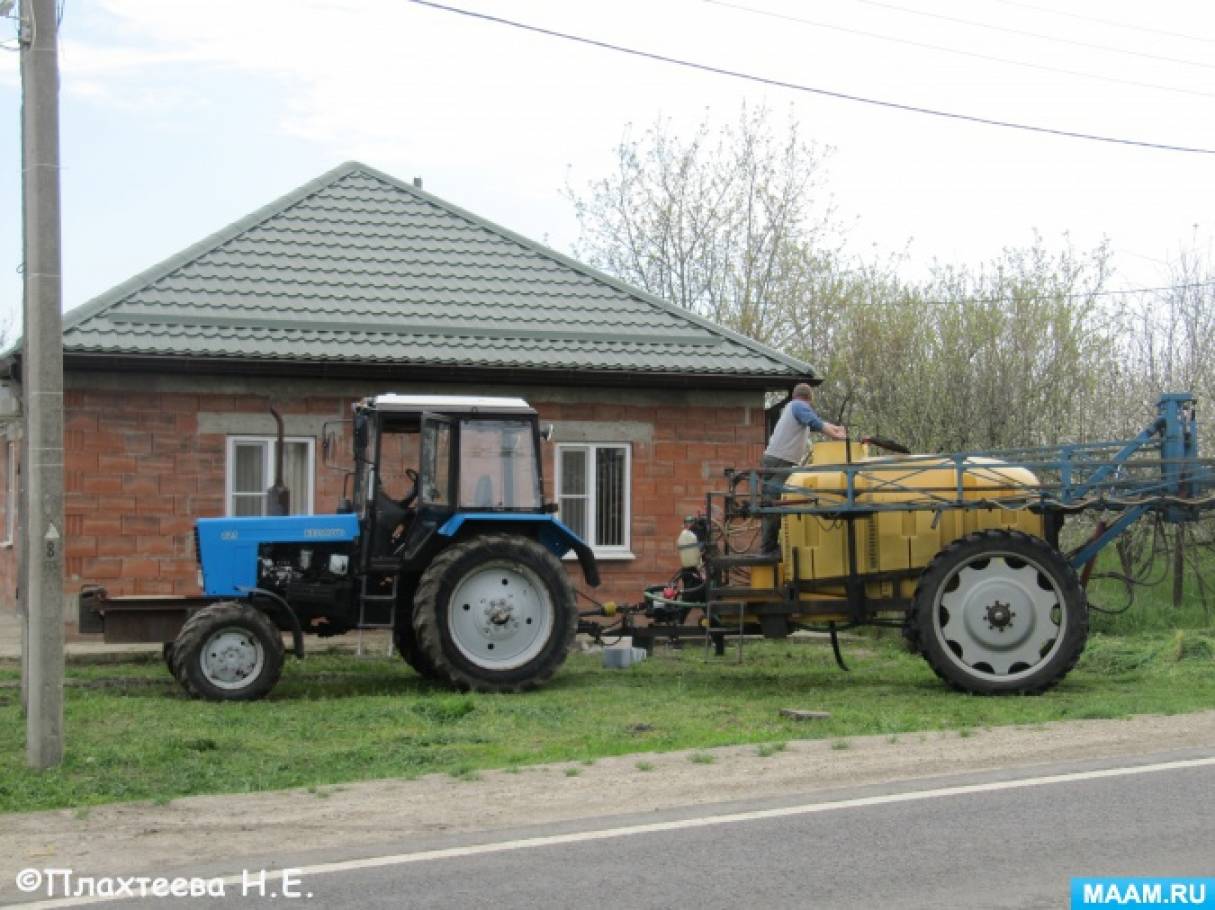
[
  {"left": 80, "top": 395, "right": 599, "bottom": 701},
  {"left": 585, "top": 393, "right": 1215, "bottom": 695}
]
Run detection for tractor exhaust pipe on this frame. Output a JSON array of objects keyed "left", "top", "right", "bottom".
[{"left": 266, "top": 406, "right": 290, "bottom": 516}]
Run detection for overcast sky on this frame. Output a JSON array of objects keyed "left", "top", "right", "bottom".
[{"left": 2, "top": 0, "right": 1213, "bottom": 337}]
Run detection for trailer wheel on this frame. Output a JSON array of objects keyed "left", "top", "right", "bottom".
[
  {"left": 912, "top": 530, "right": 1088, "bottom": 695},
  {"left": 412, "top": 534, "right": 576, "bottom": 693},
  {"left": 170, "top": 602, "right": 285, "bottom": 701}
]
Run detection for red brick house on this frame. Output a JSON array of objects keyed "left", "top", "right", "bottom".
[{"left": 0, "top": 162, "right": 814, "bottom": 623}]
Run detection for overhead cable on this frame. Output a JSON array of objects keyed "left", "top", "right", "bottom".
[
  {"left": 801, "top": 281, "right": 1215, "bottom": 307},
  {"left": 407, "top": 0, "right": 1215, "bottom": 155},
  {"left": 833, "top": 0, "right": 1215, "bottom": 71},
  {"left": 889, "top": 281, "right": 1215, "bottom": 307},
  {"left": 987, "top": 0, "right": 1215, "bottom": 47},
  {"left": 705, "top": 0, "right": 1215, "bottom": 97}
]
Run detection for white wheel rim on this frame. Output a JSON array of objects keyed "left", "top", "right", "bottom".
[
  {"left": 447, "top": 559, "right": 555, "bottom": 670},
  {"left": 932, "top": 550, "right": 1067, "bottom": 682},
  {"left": 199, "top": 627, "right": 265, "bottom": 690}
]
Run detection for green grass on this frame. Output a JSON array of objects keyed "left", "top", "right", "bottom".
[
  {"left": 1086, "top": 551, "right": 1213, "bottom": 635},
  {"left": 1, "top": 629, "right": 1213, "bottom": 814}
]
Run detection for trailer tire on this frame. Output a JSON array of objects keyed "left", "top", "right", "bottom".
[
  {"left": 170, "top": 602, "right": 285, "bottom": 701},
  {"left": 412, "top": 534, "right": 576, "bottom": 693},
  {"left": 911, "top": 530, "right": 1088, "bottom": 695}
]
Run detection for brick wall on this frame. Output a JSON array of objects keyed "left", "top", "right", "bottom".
[{"left": 3, "top": 371, "right": 768, "bottom": 618}]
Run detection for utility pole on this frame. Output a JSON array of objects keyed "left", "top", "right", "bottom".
[{"left": 19, "top": 0, "right": 66, "bottom": 769}]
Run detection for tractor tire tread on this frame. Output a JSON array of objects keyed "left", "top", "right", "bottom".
[
  {"left": 412, "top": 533, "right": 576, "bottom": 693},
  {"left": 394, "top": 622, "right": 442, "bottom": 680},
  {"left": 170, "top": 601, "right": 285, "bottom": 701}
]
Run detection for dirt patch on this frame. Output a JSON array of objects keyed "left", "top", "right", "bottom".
[{"left": 2, "top": 710, "right": 1213, "bottom": 897}]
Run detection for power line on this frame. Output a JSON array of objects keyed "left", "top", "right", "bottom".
[
  {"left": 986, "top": 0, "right": 1215, "bottom": 47},
  {"left": 704, "top": 0, "right": 1215, "bottom": 98},
  {"left": 407, "top": 0, "right": 1215, "bottom": 155},
  {"left": 889, "top": 281, "right": 1215, "bottom": 307},
  {"left": 838, "top": 0, "right": 1215, "bottom": 71}
]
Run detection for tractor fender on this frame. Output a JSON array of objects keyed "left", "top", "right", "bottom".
[
  {"left": 238, "top": 586, "right": 306, "bottom": 659},
  {"left": 437, "top": 514, "right": 601, "bottom": 588}
]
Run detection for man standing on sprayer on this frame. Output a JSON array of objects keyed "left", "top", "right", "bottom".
[{"left": 760, "top": 383, "right": 848, "bottom": 555}]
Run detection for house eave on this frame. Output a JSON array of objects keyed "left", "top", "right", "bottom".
[{"left": 52, "top": 351, "right": 816, "bottom": 391}]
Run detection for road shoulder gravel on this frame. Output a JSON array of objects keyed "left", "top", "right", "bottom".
[{"left": 2, "top": 710, "right": 1214, "bottom": 899}]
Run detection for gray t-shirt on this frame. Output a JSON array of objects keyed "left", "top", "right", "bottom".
[{"left": 764, "top": 399, "right": 825, "bottom": 463}]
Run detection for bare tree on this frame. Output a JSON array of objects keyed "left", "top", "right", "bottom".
[
  {"left": 567, "top": 104, "right": 841, "bottom": 348},
  {"left": 798, "top": 237, "right": 1117, "bottom": 452}
]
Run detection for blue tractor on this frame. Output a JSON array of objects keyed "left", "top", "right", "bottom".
[{"left": 81, "top": 395, "right": 600, "bottom": 700}]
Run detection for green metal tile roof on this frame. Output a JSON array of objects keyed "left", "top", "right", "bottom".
[{"left": 60, "top": 162, "right": 814, "bottom": 381}]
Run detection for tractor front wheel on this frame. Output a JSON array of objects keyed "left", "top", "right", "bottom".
[
  {"left": 412, "top": 534, "right": 577, "bottom": 693},
  {"left": 912, "top": 530, "right": 1088, "bottom": 695},
  {"left": 170, "top": 602, "right": 285, "bottom": 701}
]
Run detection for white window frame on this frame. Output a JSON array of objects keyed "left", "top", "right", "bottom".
[
  {"left": 224, "top": 436, "right": 316, "bottom": 516},
  {"left": 555, "top": 442, "right": 633, "bottom": 559},
  {"left": 1, "top": 439, "right": 14, "bottom": 547}
]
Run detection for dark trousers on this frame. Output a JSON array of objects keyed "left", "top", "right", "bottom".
[{"left": 760, "top": 454, "right": 794, "bottom": 552}]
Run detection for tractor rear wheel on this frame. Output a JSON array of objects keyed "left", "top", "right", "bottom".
[
  {"left": 911, "top": 530, "right": 1088, "bottom": 695},
  {"left": 170, "top": 602, "right": 285, "bottom": 701},
  {"left": 394, "top": 622, "right": 442, "bottom": 680},
  {"left": 412, "top": 534, "right": 577, "bottom": 693}
]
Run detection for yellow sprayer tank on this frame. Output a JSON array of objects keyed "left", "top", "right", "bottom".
[{"left": 751, "top": 441, "right": 1042, "bottom": 624}]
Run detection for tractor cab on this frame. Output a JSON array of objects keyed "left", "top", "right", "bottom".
[{"left": 351, "top": 395, "right": 550, "bottom": 569}]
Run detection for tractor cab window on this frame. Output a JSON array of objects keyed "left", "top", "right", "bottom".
[
  {"left": 420, "top": 416, "right": 454, "bottom": 507},
  {"left": 377, "top": 429, "right": 420, "bottom": 503},
  {"left": 459, "top": 419, "right": 541, "bottom": 510}
]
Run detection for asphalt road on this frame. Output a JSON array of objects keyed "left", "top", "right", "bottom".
[{"left": 10, "top": 749, "right": 1213, "bottom": 910}]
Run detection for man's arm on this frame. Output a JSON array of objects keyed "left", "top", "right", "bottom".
[{"left": 792, "top": 400, "right": 848, "bottom": 440}]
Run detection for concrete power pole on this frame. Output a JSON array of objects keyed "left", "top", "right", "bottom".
[{"left": 19, "top": 0, "right": 66, "bottom": 769}]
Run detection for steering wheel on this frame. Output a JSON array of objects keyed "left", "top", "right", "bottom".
[
  {"left": 402, "top": 468, "right": 419, "bottom": 509},
  {"left": 383, "top": 469, "right": 420, "bottom": 550}
]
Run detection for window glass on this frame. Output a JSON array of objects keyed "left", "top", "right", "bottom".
[
  {"left": 421, "top": 419, "right": 453, "bottom": 506},
  {"left": 558, "top": 448, "right": 588, "bottom": 538},
  {"left": 596, "top": 447, "right": 626, "bottom": 547},
  {"left": 556, "top": 444, "right": 630, "bottom": 553},
  {"left": 377, "top": 431, "right": 420, "bottom": 502},
  {"left": 226, "top": 437, "right": 315, "bottom": 516},
  {"left": 1, "top": 440, "right": 15, "bottom": 545},
  {"left": 232, "top": 441, "right": 267, "bottom": 516},
  {"left": 459, "top": 419, "right": 541, "bottom": 509}
]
